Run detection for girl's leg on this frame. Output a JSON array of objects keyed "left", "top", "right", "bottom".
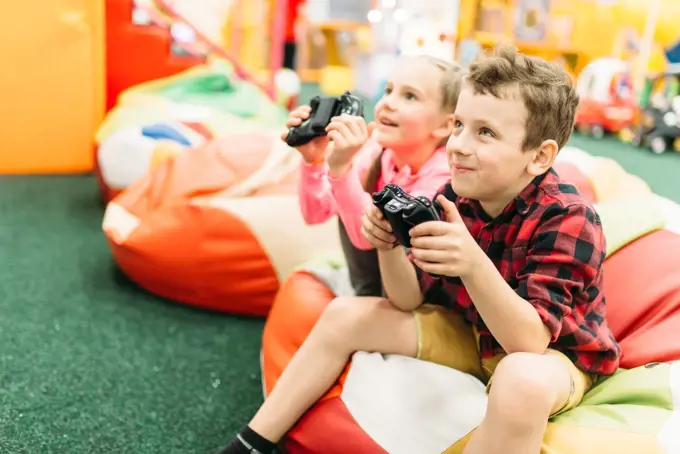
[
  {"left": 251, "top": 296, "right": 418, "bottom": 441},
  {"left": 220, "top": 296, "right": 418, "bottom": 453}
]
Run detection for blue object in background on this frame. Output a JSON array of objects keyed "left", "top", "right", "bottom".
[
  {"left": 141, "top": 123, "right": 193, "bottom": 146},
  {"left": 665, "top": 40, "right": 680, "bottom": 65}
]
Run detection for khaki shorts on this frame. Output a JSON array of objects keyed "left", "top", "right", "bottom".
[{"left": 414, "top": 304, "right": 594, "bottom": 417}]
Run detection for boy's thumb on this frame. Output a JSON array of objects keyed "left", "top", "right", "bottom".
[{"left": 437, "top": 195, "right": 460, "bottom": 223}]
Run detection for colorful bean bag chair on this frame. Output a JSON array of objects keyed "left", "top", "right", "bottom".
[
  {"left": 95, "top": 60, "right": 288, "bottom": 203},
  {"left": 261, "top": 153, "right": 680, "bottom": 453},
  {"left": 97, "top": 121, "right": 211, "bottom": 202},
  {"left": 102, "top": 131, "right": 341, "bottom": 316}
]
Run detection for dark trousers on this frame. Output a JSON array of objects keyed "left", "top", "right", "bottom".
[{"left": 337, "top": 218, "right": 383, "bottom": 297}]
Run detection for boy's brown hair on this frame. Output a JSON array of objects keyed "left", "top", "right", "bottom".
[
  {"left": 364, "top": 56, "right": 464, "bottom": 191},
  {"left": 466, "top": 43, "right": 579, "bottom": 151}
]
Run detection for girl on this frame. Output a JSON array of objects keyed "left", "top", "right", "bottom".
[
  {"left": 294, "top": 55, "right": 463, "bottom": 297},
  {"left": 218, "top": 56, "right": 463, "bottom": 454}
]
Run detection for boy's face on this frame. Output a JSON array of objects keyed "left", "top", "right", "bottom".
[{"left": 446, "top": 84, "right": 536, "bottom": 216}]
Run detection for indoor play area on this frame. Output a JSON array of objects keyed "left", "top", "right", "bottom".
[{"left": 1, "top": 0, "right": 680, "bottom": 453}]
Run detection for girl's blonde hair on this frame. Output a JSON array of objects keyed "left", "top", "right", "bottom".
[
  {"left": 364, "top": 56, "right": 464, "bottom": 191},
  {"left": 419, "top": 55, "right": 464, "bottom": 114}
]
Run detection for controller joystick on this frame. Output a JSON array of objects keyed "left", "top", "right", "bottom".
[
  {"left": 285, "top": 91, "right": 364, "bottom": 147},
  {"left": 372, "top": 184, "right": 441, "bottom": 248}
]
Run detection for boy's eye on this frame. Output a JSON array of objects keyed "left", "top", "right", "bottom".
[
  {"left": 384, "top": 87, "right": 392, "bottom": 95},
  {"left": 479, "top": 127, "right": 494, "bottom": 137},
  {"left": 404, "top": 92, "right": 417, "bottom": 100},
  {"left": 454, "top": 120, "right": 463, "bottom": 129}
]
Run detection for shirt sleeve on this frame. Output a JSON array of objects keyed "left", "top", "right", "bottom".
[
  {"left": 328, "top": 141, "right": 384, "bottom": 250},
  {"left": 329, "top": 167, "right": 374, "bottom": 250},
  {"left": 516, "top": 202, "right": 606, "bottom": 343},
  {"left": 298, "top": 160, "right": 338, "bottom": 225}
]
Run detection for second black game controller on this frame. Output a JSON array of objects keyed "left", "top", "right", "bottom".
[
  {"left": 372, "top": 184, "right": 442, "bottom": 248},
  {"left": 285, "top": 91, "right": 364, "bottom": 148}
]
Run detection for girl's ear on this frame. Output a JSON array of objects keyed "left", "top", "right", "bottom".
[{"left": 432, "top": 113, "right": 455, "bottom": 141}]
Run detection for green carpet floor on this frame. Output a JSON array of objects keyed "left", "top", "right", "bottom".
[
  {"left": 0, "top": 179, "right": 265, "bottom": 453},
  {"left": 0, "top": 135, "right": 678, "bottom": 453}
]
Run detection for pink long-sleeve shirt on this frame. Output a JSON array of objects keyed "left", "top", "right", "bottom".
[{"left": 298, "top": 139, "right": 451, "bottom": 250}]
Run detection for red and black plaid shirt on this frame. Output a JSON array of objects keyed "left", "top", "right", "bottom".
[{"left": 412, "top": 169, "right": 621, "bottom": 376}]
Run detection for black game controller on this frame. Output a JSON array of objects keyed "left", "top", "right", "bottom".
[
  {"left": 372, "top": 184, "right": 442, "bottom": 248},
  {"left": 285, "top": 91, "right": 364, "bottom": 147}
]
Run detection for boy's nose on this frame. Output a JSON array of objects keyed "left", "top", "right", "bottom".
[{"left": 446, "top": 134, "right": 471, "bottom": 156}]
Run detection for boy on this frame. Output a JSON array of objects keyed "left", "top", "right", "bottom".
[{"left": 220, "top": 44, "right": 620, "bottom": 454}]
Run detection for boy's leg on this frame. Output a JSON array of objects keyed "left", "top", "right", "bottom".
[
  {"left": 219, "top": 296, "right": 419, "bottom": 453},
  {"left": 413, "top": 305, "right": 485, "bottom": 380},
  {"left": 463, "top": 350, "right": 593, "bottom": 454}
]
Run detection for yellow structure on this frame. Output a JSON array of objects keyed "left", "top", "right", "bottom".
[
  {"left": 0, "top": 0, "right": 105, "bottom": 173},
  {"left": 457, "top": 0, "right": 680, "bottom": 77},
  {"left": 222, "top": 0, "right": 278, "bottom": 86}
]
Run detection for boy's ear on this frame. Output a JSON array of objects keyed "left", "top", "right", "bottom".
[
  {"left": 528, "top": 139, "right": 558, "bottom": 176},
  {"left": 432, "top": 113, "right": 455, "bottom": 140}
]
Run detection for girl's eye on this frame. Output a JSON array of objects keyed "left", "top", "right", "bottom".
[
  {"left": 404, "top": 92, "right": 417, "bottom": 100},
  {"left": 479, "top": 127, "right": 494, "bottom": 137},
  {"left": 384, "top": 87, "right": 392, "bottom": 95},
  {"left": 454, "top": 120, "right": 463, "bottom": 129}
]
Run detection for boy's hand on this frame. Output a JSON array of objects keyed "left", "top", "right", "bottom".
[
  {"left": 408, "top": 195, "right": 482, "bottom": 278},
  {"left": 361, "top": 205, "right": 397, "bottom": 250},
  {"left": 326, "top": 115, "right": 373, "bottom": 178},
  {"left": 281, "top": 105, "right": 329, "bottom": 164}
]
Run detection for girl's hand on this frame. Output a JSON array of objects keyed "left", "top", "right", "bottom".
[
  {"left": 281, "top": 105, "right": 329, "bottom": 165},
  {"left": 326, "top": 115, "right": 372, "bottom": 178},
  {"left": 361, "top": 204, "right": 397, "bottom": 250}
]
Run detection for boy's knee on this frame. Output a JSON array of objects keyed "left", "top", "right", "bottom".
[
  {"left": 488, "top": 352, "right": 568, "bottom": 419},
  {"left": 318, "top": 296, "right": 389, "bottom": 343}
]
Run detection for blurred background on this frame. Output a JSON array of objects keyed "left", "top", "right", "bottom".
[
  {"left": 0, "top": 1, "right": 679, "bottom": 453},
  {"left": 3, "top": 0, "right": 680, "bottom": 188}
]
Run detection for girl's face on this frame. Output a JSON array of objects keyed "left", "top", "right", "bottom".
[{"left": 373, "top": 58, "right": 450, "bottom": 151}]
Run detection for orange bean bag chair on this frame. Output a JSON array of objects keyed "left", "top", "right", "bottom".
[
  {"left": 102, "top": 131, "right": 341, "bottom": 316},
  {"left": 261, "top": 150, "right": 680, "bottom": 453}
]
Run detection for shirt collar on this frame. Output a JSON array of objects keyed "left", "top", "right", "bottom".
[
  {"left": 466, "top": 168, "right": 556, "bottom": 222},
  {"left": 382, "top": 146, "right": 447, "bottom": 182},
  {"left": 513, "top": 168, "right": 555, "bottom": 215}
]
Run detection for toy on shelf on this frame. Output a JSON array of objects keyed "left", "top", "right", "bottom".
[
  {"left": 455, "top": 0, "right": 680, "bottom": 80},
  {"left": 574, "top": 58, "right": 638, "bottom": 140},
  {"left": 295, "top": 1, "right": 371, "bottom": 94},
  {"left": 458, "top": 0, "right": 584, "bottom": 76},
  {"left": 632, "top": 64, "right": 680, "bottom": 154}
]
